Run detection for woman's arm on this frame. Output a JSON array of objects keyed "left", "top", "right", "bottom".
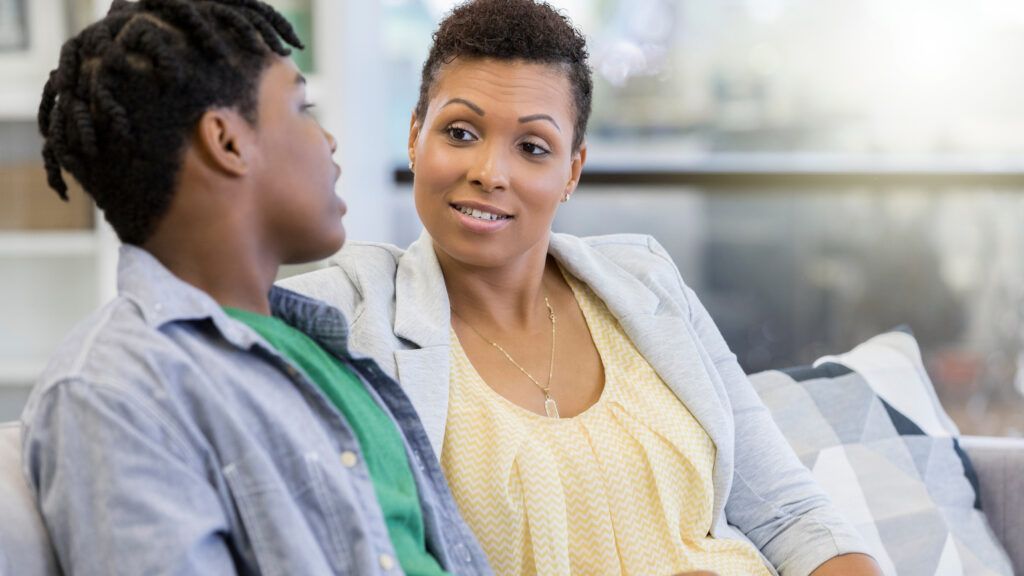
[
  {"left": 687, "top": 280, "right": 871, "bottom": 572},
  {"left": 674, "top": 554, "right": 881, "bottom": 576},
  {"left": 812, "top": 554, "right": 882, "bottom": 575},
  {"left": 647, "top": 235, "right": 874, "bottom": 574}
]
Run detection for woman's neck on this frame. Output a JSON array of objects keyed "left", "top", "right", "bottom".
[{"left": 436, "top": 241, "right": 560, "bottom": 332}]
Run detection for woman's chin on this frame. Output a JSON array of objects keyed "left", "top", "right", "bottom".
[{"left": 432, "top": 235, "right": 513, "bottom": 269}]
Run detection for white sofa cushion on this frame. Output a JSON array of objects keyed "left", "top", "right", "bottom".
[{"left": 0, "top": 421, "right": 60, "bottom": 575}]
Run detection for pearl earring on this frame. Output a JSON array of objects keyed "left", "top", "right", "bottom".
[{"left": 561, "top": 181, "right": 576, "bottom": 203}]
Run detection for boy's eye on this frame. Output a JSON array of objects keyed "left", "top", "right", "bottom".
[{"left": 301, "top": 103, "right": 317, "bottom": 113}]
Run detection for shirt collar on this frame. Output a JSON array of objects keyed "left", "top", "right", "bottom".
[
  {"left": 268, "top": 285, "right": 352, "bottom": 355},
  {"left": 116, "top": 244, "right": 351, "bottom": 353}
]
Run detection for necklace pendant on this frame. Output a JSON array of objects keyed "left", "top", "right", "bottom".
[{"left": 544, "top": 395, "right": 560, "bottom": 419}]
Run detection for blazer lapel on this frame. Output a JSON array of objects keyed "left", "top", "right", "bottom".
[
  {"left": 549, "top": 234, "right": 732, "bottom": 464},
  {"left": 394, "top": 347, "right": 451, "bottom": 457},
  {"left": 616, "top": 313, "right": 733, "bottom": 466},
  {"left": 393, "top": 231, "right": 453, "bottom": 457}
]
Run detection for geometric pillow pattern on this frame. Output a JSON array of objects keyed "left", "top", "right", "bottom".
[
  {"left": 815, "top": 330, "right": 962, "bottom": 438},
  {"left": 750, "top": 347, "right": 1013, "bottom": 575}
]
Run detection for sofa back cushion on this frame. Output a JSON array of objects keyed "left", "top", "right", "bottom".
[
  {"left": 0, "top": 421, "right": 61, "bottom": 575},
  {"left": 749, "top": 330, "right": 1012, "bottom": 575}
]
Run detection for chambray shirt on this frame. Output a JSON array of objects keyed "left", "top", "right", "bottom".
[{"left": 20, "top": 245, "right": 491, "bottom": 576}]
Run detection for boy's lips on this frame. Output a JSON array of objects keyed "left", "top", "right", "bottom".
[{"left": 332, "top": 163, "right": 345, "bottom": 216}]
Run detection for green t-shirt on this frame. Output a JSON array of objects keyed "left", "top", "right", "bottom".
[{"left": 224, "top": 307, "right": 448, "bottom": 576}]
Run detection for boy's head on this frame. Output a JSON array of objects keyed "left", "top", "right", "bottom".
[{"left": 40, "top": 0, "right": 344, "bottom": 259}]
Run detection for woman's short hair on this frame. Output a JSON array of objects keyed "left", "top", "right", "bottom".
[{"left": 415, "top": 0, "right": 593, "bottom": 152}]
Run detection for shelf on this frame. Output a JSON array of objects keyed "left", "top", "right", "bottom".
[
  {"left": 0, "top": 231, "right": 97, "bottom": 257},
  {"left": 0, "top": 359, "right": 46, "bottom": 388},
  {"left": 0, "top": 83, "right": 45, "bottom": 122}
]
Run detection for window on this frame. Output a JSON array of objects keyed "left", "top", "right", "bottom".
[{"left": 383, "top": 0, "right": 1024, "bottom": 436}]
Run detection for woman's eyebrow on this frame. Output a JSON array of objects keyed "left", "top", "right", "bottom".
[
  {"left": 442, "top": 98, "right": 560, "bottom": 131},
  {"left": 519, "top": 114, "right": 560, "bottom": 132},
  {"left": 442, "top": 98, "right": 485, "bottom": 116}
]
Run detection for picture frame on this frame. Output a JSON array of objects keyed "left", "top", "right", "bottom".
[{"left": 0, "top": 0, "right": 66, "bottom": 120}]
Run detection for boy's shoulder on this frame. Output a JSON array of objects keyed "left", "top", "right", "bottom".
[
  {"left": 25, "top": 295, "right": 206, "bottom": 418},
  {"left": 36, "top": 296, "right": 148, "bottom": 383}
]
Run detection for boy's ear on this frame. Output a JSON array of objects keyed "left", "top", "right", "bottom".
[{"left": 194, "top": 108, "right": 252, "bottom": 177}]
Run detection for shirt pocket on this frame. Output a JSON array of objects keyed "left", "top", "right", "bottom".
[{"left": 223, "top": 449, "right": 356, "bottom": 576}]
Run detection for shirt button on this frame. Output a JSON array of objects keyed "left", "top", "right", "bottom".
[
  {"left": 340, "top": 451, "right": 358, "bottom": 468},
  {"left": 455, "top": 542, "right": 472, "bottom": 563},
  {"left": 379, "top": 553, "right": 395, "bottom": 570}
]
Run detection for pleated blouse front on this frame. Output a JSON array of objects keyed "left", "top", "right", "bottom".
[{"left": 441, "top": 273, "right": 773, "bottom": 576}]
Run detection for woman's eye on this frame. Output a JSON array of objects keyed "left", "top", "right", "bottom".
[
  {"left": 521, "top": 141, "right": 550, "bottom": 156},
  {"left": 446, "top": 126, "right": 476, "bottom": 142},
  {"left": 301, "top": 103, "right": 317, "bottom": 113}
]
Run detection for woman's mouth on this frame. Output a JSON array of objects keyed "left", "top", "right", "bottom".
[
  {"left": 449, "top": 203, "right": 514, "bottom": 233},
  {"left": 451, "top": 203, "right": 512, "bottom": 222}
]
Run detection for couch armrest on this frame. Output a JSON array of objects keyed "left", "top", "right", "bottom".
[{"left": 960, "top": 435, "right": 1024, "bottom": 574}]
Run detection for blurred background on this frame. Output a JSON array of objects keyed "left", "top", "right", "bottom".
[{"left": 2, "top": 0, "right": 1023, "bottom": 436}]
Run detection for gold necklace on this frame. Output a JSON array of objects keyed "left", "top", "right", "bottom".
[{"left": 451, "top": 297, "right": 560, "bottom": 418}]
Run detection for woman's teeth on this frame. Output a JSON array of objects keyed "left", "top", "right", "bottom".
[{"left": 456, "top": 205, "right": 510, "bottom": 221}]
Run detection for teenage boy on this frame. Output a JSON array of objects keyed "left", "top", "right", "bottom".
[{"left": 22, "top": 1, "right": 488, "bottom": 574}]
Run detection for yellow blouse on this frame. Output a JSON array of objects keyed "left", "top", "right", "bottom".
[{"left": 441, "top": 273, "right": 773, "bottom": 576}]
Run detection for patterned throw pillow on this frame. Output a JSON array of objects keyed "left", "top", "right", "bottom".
[{"left": 749, "top": 331, "right": 1012, "bottom": 575}]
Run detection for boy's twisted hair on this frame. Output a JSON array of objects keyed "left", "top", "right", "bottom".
[{"left": 39, "top": 0, "right": 302, "bottom": 244}]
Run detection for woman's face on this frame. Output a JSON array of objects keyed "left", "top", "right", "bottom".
[{"left": 409, "top": 58, "right": 585, "bottom": 269}]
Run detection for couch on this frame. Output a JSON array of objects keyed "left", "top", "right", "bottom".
[{"left": 2, "top": 419, "right": 1022, "bottom": 574}]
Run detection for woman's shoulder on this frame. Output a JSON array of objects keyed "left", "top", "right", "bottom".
[
  {"left": 554, "top": 232, "right": 695, "bottom": 313},
  {"left": 277, "top": 240, "right": 405, "bottom": 316},
  {"left": 556, "top": 233, "right": 684, "bottom": 281},
  {"left": 577, "top": 233, "right": 673, "bottom": 259},
  {"left": 331, "top": 240, "right": 406, "bottom": 278}
]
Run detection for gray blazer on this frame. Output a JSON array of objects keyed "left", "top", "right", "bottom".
[{"left": 282, "top": 231, "right": 870, "bottom": 576}]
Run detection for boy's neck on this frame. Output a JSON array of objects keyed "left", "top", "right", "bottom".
[{"left": 143, "top": 214, "right": 279, "bottom": 317}]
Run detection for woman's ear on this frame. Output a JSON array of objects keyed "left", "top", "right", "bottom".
[
  {"left": 194, "top": 108, "right": 252, "bottom": 177},
  {"left": 408, "top": 110, "right": 422, "bottom": 169},
  {"left": 567, "top": 139, "right": 587, "bottom": 195}
]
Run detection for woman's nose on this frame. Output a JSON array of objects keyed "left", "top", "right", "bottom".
[{"left": 468, "top": 143, "right": 510, "bottom": 193}]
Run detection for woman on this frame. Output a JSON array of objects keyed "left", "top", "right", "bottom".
[{"left": 285, "top": 0, "right": 879, "bottom": 574}]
